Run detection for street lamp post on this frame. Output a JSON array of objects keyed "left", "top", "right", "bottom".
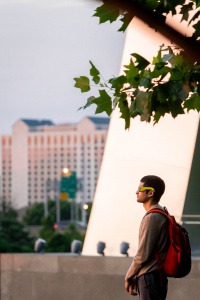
[
  {"left": 44, "top": 178, "right": 52, "bottom": 218},
  {"left": 44, "top": 178, "right": 60, "bottom": 229},
  {"left": 83, "top": 203, "right": 89, "bottom": 226}
]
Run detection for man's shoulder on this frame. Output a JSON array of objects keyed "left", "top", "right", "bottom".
[
  {"left": 144, "top": 205, "right": 168, "bottom": 221},
  {"left": 146, "top": 204, "right": 166, "bottom": 215}
]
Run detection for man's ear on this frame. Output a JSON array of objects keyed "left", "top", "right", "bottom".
[{"left": 148, "top": 190, "right": 154, "bottom": 197}]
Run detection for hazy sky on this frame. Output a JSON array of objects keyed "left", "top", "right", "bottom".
[{"left": 0, "top": 0, "right": 125, "bottom": 135}]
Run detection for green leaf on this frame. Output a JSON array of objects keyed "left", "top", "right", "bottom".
[
  {"left": 151, "top": 66, "right": 170, "bottom": 81},
  {"left": 168, "top": 81, "right": 188, "bottom": 101},
  {"left": 130, "top": 91, "right": 152, "bottom": 122},
  {"left": 93, "top": 4, "right": 120, "bottom": 24},
  {"left": 139, "top": 70, "right": 153, "bottom": 88},
  {"left": 139, "top": 76, "right": 152, "bottom": 88},
  {"left": 180, "top": 2, "right": 193, "bottom": 22},
  {"left": 118, "top": 92, "right": 130, "bottom": 129},
  {"left": 146, "top": 0, "right": 160, "bottom": 10},
  {"left": 153, "top": 81, "right": 188, "bottom": 104},
  {"left": 153, "top": 111, "right": 162, "bottom": 124},
  {"left": 93, "top": 90, "right": 112, "bottom": 115},
  {"left": 152, "top": 101, "right": 169, "bottom": 124},
  {"left": 154, "top": 61, "right": 167, "bottom": 69},
  {"left": 89, "top": 61, "right": 100, "bottom": 84},
  {"left": 184, "top": 93, "right": 200, "bottom": 111},
  {"left": 131, "top": 53, "right": 150, "bottom": 70},
  {"left": 113, "top": 96, "right": 120, "bottom": 109},
  {"left": 153, "top": 84, "right": 169, "bottom": 103},
  {"left": 169, "top": 99, "right": 185, "bottom": 118},
  {"left": 173, "top": 54, "right": 184, "bottom": 66},
  {"left": 193, "top": 22, "right": 200, "bottom": 39},
  {"left": 152, "top": 50, "right": 162, "bottom": 64},
  {"left": 78, "top": 96, "right": 95, "bottom": 111},
  {"left": 188, "top": 9, "right": 200, "bottom": 25},
  {"left": 118, "top": 12, "right": 133, "bottom": 32},
  {"left": 170, "top": 68, "right": 184, "bottom": 81},
  {"left": 109, "top": 75, "right": 127, "bottom": 95},
  {"left": 124, "top": 59, "right": 140, "bottom": 87},
  {"left": 74, "top": 76, "right": 90, "bottom": 93}
]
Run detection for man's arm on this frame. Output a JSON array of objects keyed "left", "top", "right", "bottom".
[{"left": 125, "top": 213, "right": 163, "bottom": 282}]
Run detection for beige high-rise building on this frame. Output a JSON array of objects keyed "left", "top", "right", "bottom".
[{"left": 0, "top": 116, "right": 109, "bottom": 209}]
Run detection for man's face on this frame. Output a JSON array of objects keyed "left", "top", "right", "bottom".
[{"left": 136, "top": 182, "right": 152, "bottom": 203}]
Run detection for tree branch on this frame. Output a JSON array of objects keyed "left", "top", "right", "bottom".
[{"left": 96, "top": 0, "right": 200, "bottom": 63}]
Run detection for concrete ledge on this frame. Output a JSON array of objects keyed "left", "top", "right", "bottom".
[{"left": 1, "top": 254, "right": 200, "bottom": 300}]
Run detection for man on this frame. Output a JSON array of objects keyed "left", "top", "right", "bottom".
[{"left": 125, "top": 175, "right": 169, "bottom": 299}]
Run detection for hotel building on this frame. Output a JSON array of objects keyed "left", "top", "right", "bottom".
[{"left": 0, "top": 116, "right": 109, "bottom": 209}]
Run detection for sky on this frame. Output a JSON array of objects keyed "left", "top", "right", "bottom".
[{"left": 0, "top": 0, "right": 125, "bottom": 135}]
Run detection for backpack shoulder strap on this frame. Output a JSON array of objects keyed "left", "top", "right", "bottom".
[{"left": 145, "top": 207, "right": 169, "bottom": 219}]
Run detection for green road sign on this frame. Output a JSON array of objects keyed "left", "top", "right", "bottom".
[{"left": 60, "top": 171, "right": 77, "bottom": 199}]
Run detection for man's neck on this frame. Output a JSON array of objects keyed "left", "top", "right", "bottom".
[{"left": 143, "top": 200, "right": 158, "bottom": 212}]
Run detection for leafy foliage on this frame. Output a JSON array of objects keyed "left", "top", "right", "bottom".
[
  {"left": 74, "top": 0, "right": 200, "bottom": 129},
  {"left": 23, "top": 201, "right": 87, "bottom": 253},
  {"left": 75, "top": 46, "right": 200, "bottom": 128},
  {"left": 23, "top": 200, "right": 71, "bottom": 225},
  {"left": 0, "top": 201, "right": 87, "bottom": 253},
  {"left": 93, "top": 1, "right": 200, "bottom": 35},
  {"left": 0, "top": 201, "right": 34, "bottom": 253},
  {"left": 23, "top": 202, "right": 44, "bottom": 225},
  {"left": 44, "top": 224, "right": 85, "bottom": 253}
]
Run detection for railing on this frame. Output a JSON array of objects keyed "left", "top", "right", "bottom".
[{"left": 182, "top": 214, "right": 200, "bottom": 225}]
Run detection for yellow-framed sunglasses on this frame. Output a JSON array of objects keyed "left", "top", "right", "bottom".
[{"left": 138, "top": 187, "right": 155, "bottom": 192}]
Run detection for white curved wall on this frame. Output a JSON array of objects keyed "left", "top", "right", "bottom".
[{"left": 82, "top": 18, "right": 199, "bottom": 256}]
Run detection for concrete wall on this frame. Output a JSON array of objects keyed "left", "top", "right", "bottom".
[{"left": 0, "top": 254, "right": 199, "bottom": 300}]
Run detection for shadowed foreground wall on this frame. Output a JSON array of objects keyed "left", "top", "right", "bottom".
[{"left": 0, "top": 254, "right": 199, "bottom": 300}]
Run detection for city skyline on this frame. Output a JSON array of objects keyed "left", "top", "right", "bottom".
[
  {"left": 1, "top": 116, "right": 110, "bottom": 210},
  {"left": 0, "top": 0, "right": 125, "bottom": 136}
]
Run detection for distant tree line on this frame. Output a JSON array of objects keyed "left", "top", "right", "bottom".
[{"left": 0, "top": 200, "right": 92, "bottom": 253}]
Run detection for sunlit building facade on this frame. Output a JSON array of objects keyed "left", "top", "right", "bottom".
[{"left": 0, "top": 116, "right": 109, "bottom": 209}]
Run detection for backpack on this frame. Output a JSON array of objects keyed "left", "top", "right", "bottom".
[{"left": 147, "top": 206, "right": 191, "bottom": 278}]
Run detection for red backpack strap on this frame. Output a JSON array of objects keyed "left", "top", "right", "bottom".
[
  {"left": 145, "top": 207, "right": 170, "bottom": 283},
  {"left": 146, "top": 206, "right": 169, "bottom": 218}
]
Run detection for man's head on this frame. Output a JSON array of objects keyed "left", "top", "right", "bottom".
[{"left": 139, "top": 175, "right": 165, "bottom": 203}]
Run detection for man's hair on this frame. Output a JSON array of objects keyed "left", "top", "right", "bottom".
[{"left": 140, "top": 175, "right": 165, "bottom": 203}]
